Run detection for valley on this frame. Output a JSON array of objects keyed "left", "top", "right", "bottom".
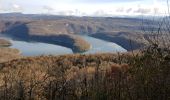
[
  {"left": 0, "top": 13, "right": 169, "bottom": 100},
  {"left": 0, "top": 13, "right": 154, "bottom": 54},
  {"left": 0, "top": 13, "right": 158, "bottom": 62}
]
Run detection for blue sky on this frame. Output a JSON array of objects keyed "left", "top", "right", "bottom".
[{"left": 0, "top": 0, "right": 167, "bottom": 16}]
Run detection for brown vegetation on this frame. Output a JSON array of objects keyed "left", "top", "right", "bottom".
[
  {"left": 0, "top": 38, "right": 12, "bottom": 47},
  {"left": 72, "top": 35, "right": 91, "bottom": 52},
  {"left": 0, "top": 13, "right": 169, "bottom": 100},
  {"left": 0, "top": 47, "right": 21, "bottom": 63},
  {"left": 0, "top": 49, "right": 169, "bottom": 99},
  {"left": 0, "top": 14, "right": 156, "bottom": 51},
  {"left": 0, "top": 20, "right": 91, "bottom": 52}
]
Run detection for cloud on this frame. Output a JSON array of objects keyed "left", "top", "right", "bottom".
[
  {"left": 42, "top": 5, "right": 55, "bottom": 14},
  {"left": 126, "top": 8, "right": 133, "bottom": 13},
  {"left": 43, "top": 5, "right": 54, "bottom": 11},
  {"left": 116, "top": 7, "right": 133, "bottom": 13},
  {"left": 116, "top": 7, "right": 124, "bottom": 12},
  {"left": 12, "top": 4, "right": 23, "bottom": 11},
  {"left": 13, "top": 4, "right": 20, "bottom": 9},
  {"left": 0, "top": 0, "right": 167, "bottom": 16},
  {"left": 153, "top": 7, "right": 160, "bottom": 14},
  {"left": 72, "top": 0, "right": 143, "bottom": 4},
  {"left": 134, "top": 8, "right": 151, "bottom": 14}
]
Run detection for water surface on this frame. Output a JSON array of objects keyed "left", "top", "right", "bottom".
[
  {"left": 10, "top": 40, "right": 73, "bottom": 56},
  {"left": 81, "top": 35, "right": 127, "bottom": 54},
  {"left": 0, "top": 34, "right": 127, "bottom": 56}
]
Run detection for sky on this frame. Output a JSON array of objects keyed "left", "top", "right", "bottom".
[{"left": 0, "top": 0, "right": 168, "bottom": 16}]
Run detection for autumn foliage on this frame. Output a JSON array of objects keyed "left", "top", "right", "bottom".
[{"left": 0, "top": 49, "right": 169, "bottom": 100}]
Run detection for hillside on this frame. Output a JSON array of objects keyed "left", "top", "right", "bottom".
[
  {"left": 0, "top": 47, "right": 21, "bottom": 63},
  {"left": 0, "top": 13, "right": 157, "bottom": 51},
  {"left": 0, "top": 38, "right": 12, "bottom": 47},
  {"left": 0, "top": 20, "right": 91, "bottom": 53},
  {"left": 0, "top": 38, "right": 21, "bottom": 62},
  {"left": 0, "top": 13, "right": 169, "bottom": 100}
]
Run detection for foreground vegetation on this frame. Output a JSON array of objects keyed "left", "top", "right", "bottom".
[{"left": 0, "top": 45, "right": 169, "bottom": 100}]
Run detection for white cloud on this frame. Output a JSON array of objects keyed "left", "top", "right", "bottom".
[
  {"left": 0, "top": 0, "right": 168, "bottom": 16},
  {"left": 116, "top": 7, "right": 124, "bottom": 13},
  {"left": 13, "top": 4, "right": 20, "bottom": 9},
  {"left": 12, "top": 4, "right": 23, "bottom": 12},
  {"left": 126, "top": 8, "right": 132, "bottom": 13},
  {"left": 42, "top": 5, "right": 55, "bottom": 14},
  {"left": 134, "top": 8, "right": 151, "bottom": 14}
]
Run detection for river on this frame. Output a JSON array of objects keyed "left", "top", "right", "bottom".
[{"left": 0, "top": 34, "right": 127, "bottom": 56}]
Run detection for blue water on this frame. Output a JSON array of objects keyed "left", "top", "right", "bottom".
[
  {"left": 0, "top": 34, "right": 127, "bottom": 56},
  {"left": 81, "top": 35, "right": 127, "bottom": 54},
  {"left": 9, "top": 40, "right": 73, "bottom": 56}
]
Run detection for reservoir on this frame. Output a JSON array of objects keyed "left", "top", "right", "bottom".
[
  {"left": 1, "top": 34, "right": 127, "bottom": 56},
  {"left": 10, "top": 40, "right": 73, "bottom": 56},
  {"left": 82, "top": 35, "right": 127, "bottom": 54}
]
